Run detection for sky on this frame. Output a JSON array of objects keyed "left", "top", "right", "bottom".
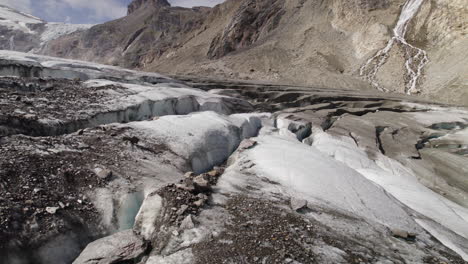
[{"left": 0, "top": 0, "right": 225, "bottom": 24}]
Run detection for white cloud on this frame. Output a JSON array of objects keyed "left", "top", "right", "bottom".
[
  {"left": 41, "top": 0, "right": 127, "bottom": 21},
  {"left": 0, "top": 0, "right": 33, "bottom": 13},
  {"left": 62, "top": 0, "right": 127, "bottom": 20}
]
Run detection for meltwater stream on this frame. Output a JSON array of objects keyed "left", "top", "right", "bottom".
[{"left": 360, "top": 0, "right": 429, "bottom": 94}]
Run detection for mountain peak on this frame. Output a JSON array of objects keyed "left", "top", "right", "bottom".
[{"left": 127, "top": 0, "right": 171, "bottom": 14}]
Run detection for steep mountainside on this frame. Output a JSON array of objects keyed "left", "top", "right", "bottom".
[
  {"left": 39, "top": 0, "right": 468, "bottom": 105},
  {"left": 0, "top": 5, "right": 92, "bottom": 53}
]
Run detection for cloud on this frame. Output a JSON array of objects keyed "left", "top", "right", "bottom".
[
  {"left": 0, "top": 0, "right": 33, "bottom": 13},
  {"left": 41, "top": 0, "right": 127, "bottom": 23}
]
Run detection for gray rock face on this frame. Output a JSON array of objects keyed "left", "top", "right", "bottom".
[
  {"left": 128, "top": 0, "right": 170, "bottom": 14},
  {"left": 207, "top": 0, "right": 285, "bottom": 59},
  {"left": 290, "top": 198, "right": 307, "bottom": 212},
  {"left": 73, "top": 230, "right": 147, "bottom": 264},
  {"left": 94, "top": 167, "right": 112, "bottom": 180}
]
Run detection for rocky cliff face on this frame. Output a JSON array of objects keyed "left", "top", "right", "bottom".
[
  {"left": 36, "top": 0, "right": 468, "bottom": 105},
  {"left": 40, "top": 1, "right": 209, "bottom": 68},
  {"left": 207, "top": 0, "right": 285, "bottom": 59},
  {"left": 127, "top": 0, "right": 170, "bottom": 14}
]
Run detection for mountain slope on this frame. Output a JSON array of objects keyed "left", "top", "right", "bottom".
[
  {"left": 0, "top": 5, "right": 92, "bottom": 52},
  {"left": 3, "top": 0, "right": 466, "bottom": 105}
]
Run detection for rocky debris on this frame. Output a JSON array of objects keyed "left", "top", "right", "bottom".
[
  {"left": 133, "top": 193, "right": 165, "bottom": 241},
  {"left": 178, "top": 168, "right": 225, "bottom": 195},
  {"left": 93, "top": 167, "right": 112, "bottom": 180},
  {"left": 239, "top": 139, "right": 257, "bottom": 151},
  {"left": 193, "top": 175, "right": 211, "bottom": 193},
  {"left": 192, "top": 195, "right": 467, "bottom": 264},
  {"left": 0, "top": 135, "right": 106, "bottom": 252},
  {"left": 207, "top": 0, "right": 286, "bottom": 59},
  {"left": 0, "top": 121, "right": 177, "bottom": 261},
  {"left": 45, "top": 207, "right": 59, "bottom": 215},
  {"left": 390, "top": 228, "right": 417, "bottom": 241},
  {"left": 0, "top": 75, "right": 253, "bottom": 138},
  {"left": 1, "top": 65, "right": 468, "bottom": 263},
  {"left": 184, "top": 171, "right": 195, "bottom": 178},
  {"left": 73, "top": 229, "right": 147, "bottom": 264},
  {"left": 179, "top": 215, "right": 195, "bottom": 230},
  {"left": 290, "top": 198, "right": 307, "bottom": 212}
]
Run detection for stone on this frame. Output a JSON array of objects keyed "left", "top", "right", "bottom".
[
  {"left": 77, "top": 143, "right": 90, "bottom": 149},
  {"left": 207, "top": 169, "right": 220, "bottom": 177},
  {"left": 178, "top": 177, "right": 196, "bottom": 192},
  {"left": 390, "top": 228, "right": 416, "bottom": 241},
  {"left": 180, "top": 215, "right": 195, "bottom": 230},
  {"left": 184, "top": 171, "right": 195, "bottom": 178},
  {"left": 239, "top": 139, "right": 257, "bottom": 151},
  {"left": 94, "top": 167, "right": 112, "bottom": 180},
  {"left": 177, "top": 205, "right": 189, "bottom": 216},
  {"left": 45, "top": 207, "right": 59, "bottom": 214},
  {"left": 134, "top": 193, "right": 164, "bottom": 241},
  {"left": 73, "top": 230, "right": 147, "bottom": 264},
  {"left": 193, "top": 175, "right": 211, "bottom": 192},
  {"left": 193, "top": 199, "right": 205, "bottom": 207},
  {"left": 290, "top": 198, "right": 307, "bottom": 212}
]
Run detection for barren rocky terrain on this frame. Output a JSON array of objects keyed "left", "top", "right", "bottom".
[{"left": 37, "top": 0, "right": 468, "bottom": 105}]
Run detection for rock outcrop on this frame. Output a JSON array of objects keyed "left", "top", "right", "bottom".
[
  {"left": 127, "top": 0, "right": 170, "bottom": 14},
  {"left": 207, "top": 0, "right": 285, "bottom": 59}
]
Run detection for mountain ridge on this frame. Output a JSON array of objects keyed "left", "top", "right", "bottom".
[{"left": 0, "top": 0, "right": 466, "bottom": 105}]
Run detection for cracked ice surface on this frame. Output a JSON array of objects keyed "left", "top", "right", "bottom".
[
  {"left": 311, "top": 131, "right": 468, "bottom": 259},
  {"left": 126, "top": 112, "right": 266, "bottom": 174},
  {"left": 218, "top": 123, "right": 468, "bottom": 260}
]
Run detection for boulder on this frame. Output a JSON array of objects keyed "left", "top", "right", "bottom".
[
  {"left": 290, "top": 198, "right": 307, "bottom": 212},
  {"left": 193, "top": 175, "right": 211, "bottom": 192},
  {"left": 133, "top": 193, "right": 165, "bottom": 241},
  {"left": 73, "top": 230, "right": 146, "bottom": 264},
  {"left": 180, "top": 215, "right": 195, "bottom": 230},
  {"left": 93, "top": 167, "right": 112, "bottom": 180},
  {"left": 239, "top": 139, "right": 257, "bottom": 151}
]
